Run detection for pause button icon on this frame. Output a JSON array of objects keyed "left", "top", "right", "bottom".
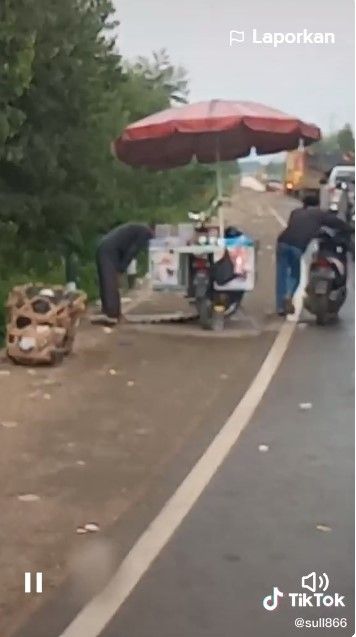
[{"left": 24, "top": 572, "right": 43, "bottom": 594}]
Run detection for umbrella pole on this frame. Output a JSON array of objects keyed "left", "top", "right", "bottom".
[{"left": 216, "top": 146, "right": 224, "bottom": 239}]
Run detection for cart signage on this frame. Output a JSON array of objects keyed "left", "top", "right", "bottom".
[{"left": 149, "top": 249, "right": 180, "bottom": 287}]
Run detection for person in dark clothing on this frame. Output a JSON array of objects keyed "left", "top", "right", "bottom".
[
  {"left": 276, "top": 195, "right": 351, "bottom": 315},
  {"left": 92, "top": 223, "right": 153, "bottom": 325}
]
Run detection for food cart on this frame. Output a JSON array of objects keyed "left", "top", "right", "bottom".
[{"left": 148, "top": 217, "right": 257, "bottom": 330}]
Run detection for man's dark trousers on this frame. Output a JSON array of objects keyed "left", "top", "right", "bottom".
[{"left": 96, "top": 247, "right": 122, "bottom": 319}]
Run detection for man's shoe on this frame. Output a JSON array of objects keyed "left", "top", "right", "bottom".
[
  {"left": 118, "top": 315, "right": 129, "bottom": 325},
  {"left": 284, "top": 297, "right": 295, "bottom": 315}
]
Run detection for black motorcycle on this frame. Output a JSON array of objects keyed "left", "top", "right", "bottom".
[
  {"left": 187, "top": 212, "right": 244, "bottom": 330},
  {"left": 350, "top": 206, "right": 355, "bottom": 262},
  {"left": 304, "top": 226, "right": 351, "bottom": 325}
]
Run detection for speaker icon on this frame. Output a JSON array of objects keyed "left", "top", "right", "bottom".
[{"left": 301, "top": 572, "right": 329, "bottom": 593}]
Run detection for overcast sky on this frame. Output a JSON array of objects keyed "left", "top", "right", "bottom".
[{"left": 114, "top": 0, "right": 354, "bottom": 138}]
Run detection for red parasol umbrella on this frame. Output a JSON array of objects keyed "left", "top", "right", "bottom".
[
  {"left": 113, "top": 100, "right": 321, "bottom": 169},
  {"left": 113, "top": 100, "right": 321, "bottom": 234}
]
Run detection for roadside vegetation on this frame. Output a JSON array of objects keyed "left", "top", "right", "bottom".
[{"left": 1, "top": 1, "right": 241, "bottom": 338}]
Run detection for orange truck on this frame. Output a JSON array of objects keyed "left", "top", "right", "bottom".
[{"left": 284, "top": 148, "right": 354, "bottom": 200}]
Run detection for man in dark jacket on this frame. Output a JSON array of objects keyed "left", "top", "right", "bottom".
[
  {"left": 276, "top": 195, "right": 351, "bottom": 315},
  {"left": 92, "top": 223, "right": 153, "bottom": 326}
]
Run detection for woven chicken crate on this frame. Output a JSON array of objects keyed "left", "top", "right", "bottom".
[{"left": 6, "top": 284, "right": 87, "bottom": 365}]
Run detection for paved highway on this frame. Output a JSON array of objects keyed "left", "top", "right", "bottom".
[{"left": 98, "top": 292, "right": 354, "bottom": 637}]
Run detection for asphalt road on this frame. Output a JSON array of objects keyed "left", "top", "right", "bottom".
[{"left": 99, "top": 290, "right": 354, "bottom": 636}]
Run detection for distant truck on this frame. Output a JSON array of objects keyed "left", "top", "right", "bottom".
[{"left": 284, "top": 148, "right": 354, "bottom": 200}]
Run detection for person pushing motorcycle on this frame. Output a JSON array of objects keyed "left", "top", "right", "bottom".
[{"left": 276, "top": 195, "right": 352, "bottom": 316}]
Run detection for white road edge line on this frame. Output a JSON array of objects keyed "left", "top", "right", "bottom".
[
  {"left": 60, "top": 320, "right": 297, "bottom": 637},
  {"left": 60, "top": 203, "right": 297, "bottom": 637},
  {"left": 268, "top": 205, "right": 287, "bottom": 229}
]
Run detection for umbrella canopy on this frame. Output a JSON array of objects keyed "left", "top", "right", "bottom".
[{"left": 113, "top": 100, "right": 321, "bottom": 169}]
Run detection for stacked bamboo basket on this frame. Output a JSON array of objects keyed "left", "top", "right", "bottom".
[{"left": 5, "top": 284, "right": 87, "bottom": 365}]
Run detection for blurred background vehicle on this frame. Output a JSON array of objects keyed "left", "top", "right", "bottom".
[
  {"left": 284, "top": 148, "right": 354, "bottom": 201},
  {"left": 326, "top": 165, "right": 355, "bottom": 214},
  {"left": 265, "top": 178, "right": 284, "bottom": 192}
]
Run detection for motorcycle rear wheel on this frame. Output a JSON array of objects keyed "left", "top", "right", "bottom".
[
  {"left": 197, "top": 298, "right": 214, "bottom": 330},
  {"left": 315, "top": 296, "right": 329, "bottom": 326}
]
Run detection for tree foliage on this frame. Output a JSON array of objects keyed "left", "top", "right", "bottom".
[
  {"left": 314, "top": 123, "right": 355, "bottom": 155},
  {"left": 0, "top": 0, "right": 36, "bottom": 153},
  {"left": 127, "top": 48, "right": 189, "bottom": 105},
  {"left": 0, "top": 4, "right": 210, "bottom": 261},
  {"left": 337, "top": 123, "right": 355, "bottom": 153},
  {"left": 0, "top": 1, "right": 214, "bottom": 334}
]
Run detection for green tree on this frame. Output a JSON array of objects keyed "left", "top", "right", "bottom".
[
  {"left": 314, "top": 123, "right": 355, "bottom": 155},
  {"left": 128, "top": 49, "right": 189, "bottom": 105},
  {"left": 0, "top": 0, "right": 36, "bottom": 156},
  {"left": 337, "top": 124, "right": 355, "bottom": 153},
  {"left": 104, "top": 50, "right": 212, "bottom": 227},
  {"left": 0, "top": 0, "right": 122, "bottom": 262},
  {"left": 0, "top": 2, "right": 214, "bottom": 338}
]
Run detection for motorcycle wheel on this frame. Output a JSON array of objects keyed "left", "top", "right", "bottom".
[
  {"left": 197, "top": 298, "right": 214, "bottom": 330},
  {"left": 315, "top": 296, "right": 329, "bottom": 326}
]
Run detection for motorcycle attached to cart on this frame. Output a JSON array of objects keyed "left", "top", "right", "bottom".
[{"left": 148, "top": 203, "right": 257, "bottom": 330}]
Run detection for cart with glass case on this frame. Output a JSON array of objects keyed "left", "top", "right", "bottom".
[{"left": 149, "top": 208, "right": 257, "bottom": 330}]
